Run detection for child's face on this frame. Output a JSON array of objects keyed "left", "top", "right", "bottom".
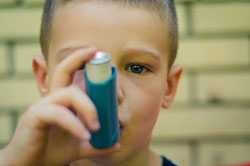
[{"left": 37, "top": 1, "right": 181, "bottom": 163}]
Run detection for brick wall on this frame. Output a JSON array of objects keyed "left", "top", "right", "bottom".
[{"left": 0, "top": 1, "right": 250, "bottom": 166}]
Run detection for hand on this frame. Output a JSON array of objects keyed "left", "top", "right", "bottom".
[{"left": 0, "top": 48, "right": 120, "bottom": 166}]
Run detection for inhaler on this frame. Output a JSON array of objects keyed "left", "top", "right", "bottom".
[{"left": 84, "top": 52, "right": 120, "bottom": 148}]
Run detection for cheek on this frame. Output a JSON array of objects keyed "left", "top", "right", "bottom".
[
  {"left": 125, "top": 80, "right": 163, "bottom": 147},
  {"left": 135, "top": 88, "right": 162, "bottom": 123},
  {"left": 130, "top": 75, "right": 164, "bottom": 108},
  {"left": 127, "top": 76, "right": 164, "bottom": 128}
]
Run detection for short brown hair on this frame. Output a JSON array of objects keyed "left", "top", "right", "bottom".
[{"left": 40, "top": 0, "right": 178, "bottom": 67}]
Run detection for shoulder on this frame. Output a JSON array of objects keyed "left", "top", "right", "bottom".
[{"left": 161, "top": 156, "right": 178, "bottom": 166}]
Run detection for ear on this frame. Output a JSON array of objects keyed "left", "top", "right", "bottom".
[
  {"left": 161, "top": 64, "right": 183, "bottom": 109},
  {"left": 32, "top": 55, "right": 49, "bottom": 96}
]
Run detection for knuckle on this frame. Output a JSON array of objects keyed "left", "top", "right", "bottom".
[
  {"left": 54, "top": 87, "right": 72, "bottom": 102},
  {"left": 21, "top": 105, "right": 38, "bottom": 120},
  {"left": 54, "top": 63, "right": 64, "bottom": 73},
  {"left": 70, "top": 86, "right": 81, "bottom": 95},
  {"left": 18, "top": 105, "right": 42, "bottom": 127},
  {"left": 66, "top": 86, "right": 77, "bottom": 96}
]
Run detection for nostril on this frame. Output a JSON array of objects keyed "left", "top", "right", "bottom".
[
  {"left": 118, "top": 96, "right": 122, "bottom": 105},
  {"left": 118, "top": 120, "right": 125, "bottom": 130}
]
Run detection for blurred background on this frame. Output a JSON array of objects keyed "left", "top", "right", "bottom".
[{"left": 0, "top": 0, "right": 249, "bottom": 166}]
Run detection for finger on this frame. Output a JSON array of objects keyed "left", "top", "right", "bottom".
[
  {"left": 72, "top": 69, "right": 86, "bottom": 92},
  {"left": 23, "top": 104, "right": 91, "bottom": 140},
  {"left": 39, "top": 86, "right": 100, "bottom": 131},
  {"left": 51, "top": 47, "right": 98, "bottom": 90}
]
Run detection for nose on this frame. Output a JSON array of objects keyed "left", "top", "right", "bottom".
[{"left": 117, "top": 74, "right": 125, "bottom": 105}]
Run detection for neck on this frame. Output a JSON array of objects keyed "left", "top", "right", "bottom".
[{"left": 71, "top": 149, "right": 162, "bottom": 166}]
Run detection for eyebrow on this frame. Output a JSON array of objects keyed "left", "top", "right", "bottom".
[
  {"left": 122, "top": 46, "right": 161, "bottom": 61},
  {"left": 56, "top": 45, "right": 162, "bottom": 62}
]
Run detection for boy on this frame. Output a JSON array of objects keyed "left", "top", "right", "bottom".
[{"left": 0, "top": 0, "right": 182, "bottom": 165}]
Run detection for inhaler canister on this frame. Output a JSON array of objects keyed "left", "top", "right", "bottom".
[{"left": 84, "top": 52, "right": 120, "bottom": 148}]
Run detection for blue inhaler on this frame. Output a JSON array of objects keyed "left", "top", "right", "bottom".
[{"left": 84, "top": 52, "right": 120, "bottom": 148}]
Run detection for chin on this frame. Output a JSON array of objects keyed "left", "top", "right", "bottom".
[
  {"left": 86, "top": 147, "right": 131, "bottom": 166},
  {"left": 90, "top": 133, "right": 137, "bottom": 165}
]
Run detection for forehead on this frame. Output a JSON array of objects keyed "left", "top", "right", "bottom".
[{"left": 50, "top": 1, "right": 170, "bottom": 62}]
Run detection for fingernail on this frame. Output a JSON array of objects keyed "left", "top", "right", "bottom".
[
  {"left": 92, "top": 122, "right": 100, "bottom": 131},
  {"left": 82, "top": 132, "right": 91, "bottom": 140}
]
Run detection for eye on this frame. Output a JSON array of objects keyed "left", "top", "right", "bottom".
[{"left": 125, "top": 63, "right": 151, "bottom": 74}]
